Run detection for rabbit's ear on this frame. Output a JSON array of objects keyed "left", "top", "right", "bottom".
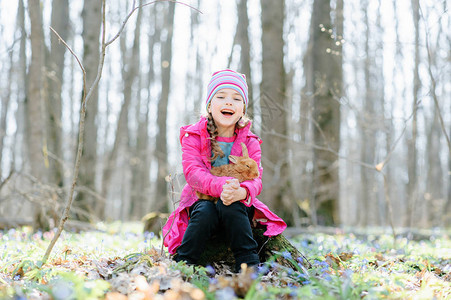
[
  {"left": 229, "top": 155, "right": 238, "bottom": 164},
  {"left": 240, "top": 142, "right": 249, "bottom": 157}
]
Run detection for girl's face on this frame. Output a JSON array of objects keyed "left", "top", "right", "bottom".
[{"left": 208, "top": 88, "right": 245, "bottom": 136}]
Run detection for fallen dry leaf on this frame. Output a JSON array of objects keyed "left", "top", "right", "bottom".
[
  {"left": 339, "top": 252, "right": 353, "bottom": 262},
  {"left": 325, "top": 253, "right": 341, "bottom": 268},
  {"left": 375, "top": 253, "right": 384, "bottom": 261}
]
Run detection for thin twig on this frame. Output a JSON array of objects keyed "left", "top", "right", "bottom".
[{"left": 49, "top": 27, "right": 87, "bottom": 97}]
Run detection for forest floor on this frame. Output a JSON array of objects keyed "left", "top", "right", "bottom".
[{"left": 0, "top": 222, "right": 450, "bottom": 299}]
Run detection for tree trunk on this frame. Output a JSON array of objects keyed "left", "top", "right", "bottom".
[
  {"left": 392, "top": 1, "right": 410, "bottom": 227},
  {"left": 14, "top": 0, "right": 28, "bottom": 173},
  {"left": 26, "top": 0, "right": 46, "bottom": 178},
  {"left": 300, "top": 3, "right": 316, "bottom": 226},
  {"left": 154, "top": 2, "right": 175, "bottom": 212},
  {"left": 26, "top": 0, "right": 48, "bottom": 229},
  {"left": 184, "top": 0, "right": 204, "bottom": 125},
  {"left": 447, "top": 98, "right": 451, "bottom": 226},
  {"left": 424, "top": 14, "right": 445, "bottom": 228},
  {"left": 236, "top": 0, "right": 253, "bottom": 117},
  {"left": 310, "top": 0, "right": 341, "bottom": 226},
  {"left": 141, "top": 4, "right": 160, "bottom": 214},
  {"left": 0, "top": 51, "right": 13, "bottom": 180},
  {"left": 374, "top": 0, "right": 389, "bottom": 226},
  {"left": 75, "top": 0, "right": 102, "bottom": 221},
  {"left": 47, "top": 0, "right": 69, "bottom": 188},
  {"left": 359, "top": 0, "right": 377, "bottom": 226},
  {"left": 446, "top": 145, "right": 451, "bottom": 226},
  {"left": 407, "top": 0, "right": 420, "bottom": 227},
  {"left": 130, "top": 88, "right": 151, "bottom": 219},
  {"left": 260, "top": 0, "right": 294, "bottom": 225},
  {"left": 426, "top": 109, "right": 444, "bottom": 227},
  {"left": 122, "top": 0, "right": 147, "bottom": 220}
]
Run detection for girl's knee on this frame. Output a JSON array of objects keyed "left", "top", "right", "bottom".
[
  {"left": 190, "top": 200, "right": 218, "bottom": 224},
  {"left": 192, "top": 200, "right": 216, "bottom": 213},
  {"left": 217, "top": 201, "right": 247, "bottom": 218}
]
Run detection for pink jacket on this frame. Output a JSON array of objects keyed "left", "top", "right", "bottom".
[{"left": 162, "top": 117, "right": 287, "bottom": 254}]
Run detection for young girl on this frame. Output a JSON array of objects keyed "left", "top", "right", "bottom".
[{"left": 162, "top": 69, "right": 286, "bottom": 272}]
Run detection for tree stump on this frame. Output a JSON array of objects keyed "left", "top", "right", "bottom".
[
  {"left": 197, "top": 228, "right": 311, "bottom": 271},
  {"left": 142, "top": 212, "right": 169, "bottom": 235}
]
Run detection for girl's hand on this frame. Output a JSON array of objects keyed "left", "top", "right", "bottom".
[
  {"left": 221, "top": 179, "right": 247, "bottom": 206},
  {"left": 225, "top": 178, "right": 240, "bottom": 189}
]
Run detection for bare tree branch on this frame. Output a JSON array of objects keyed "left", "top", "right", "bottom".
[
  {"left": 0, "top": 170, "right": 14, "bottom": 191},
  {"left": 49, "top": 27, "right": 87, "bottom": 98}
]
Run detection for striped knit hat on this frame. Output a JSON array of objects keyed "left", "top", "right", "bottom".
[{"left": 205, "top": 69, "right": 248, "bottom": 111}]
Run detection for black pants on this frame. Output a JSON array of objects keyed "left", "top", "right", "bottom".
[{"left": 175, "top": 200, "right": 260, "bottom": 271}]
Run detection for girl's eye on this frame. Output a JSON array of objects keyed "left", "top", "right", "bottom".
[{"left": 234, "top": 98, "right": 242, "bottom": 101}]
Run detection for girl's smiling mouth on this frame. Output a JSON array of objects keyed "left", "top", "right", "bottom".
[{"left": 220, "top": 108, "right": 235, "bottom": 116}]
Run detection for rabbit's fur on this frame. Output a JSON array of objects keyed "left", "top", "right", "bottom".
[{"left": 196, "top": 142, "right": 259, "bottom": 203}]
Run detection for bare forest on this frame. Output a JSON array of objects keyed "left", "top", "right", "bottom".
[{"left": 0, "top": 0, "right": 450, "bottom": 231}]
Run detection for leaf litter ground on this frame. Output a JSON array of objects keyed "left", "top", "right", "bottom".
[{"left": 0, "top": 222, "right": 449, "bottom": 299}]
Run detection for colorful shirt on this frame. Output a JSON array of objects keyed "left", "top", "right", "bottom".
[{"left": 211, "top": 135, "right": 236, "bottom": 167}]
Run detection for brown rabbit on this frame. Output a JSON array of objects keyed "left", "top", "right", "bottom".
[{"left": 196, "top": 142, "right": 260, "bottom": 203}]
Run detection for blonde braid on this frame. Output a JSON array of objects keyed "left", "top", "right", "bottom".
[{"left": 207, "top": 113, "right": 225, "bottom": 162}]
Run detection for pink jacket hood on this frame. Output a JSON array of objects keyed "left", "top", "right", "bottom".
[{"left": 162, "top": 117, "right": 287, "bottom": 254}]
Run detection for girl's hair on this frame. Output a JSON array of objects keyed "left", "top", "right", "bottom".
[{"left": 206, "top": 111, "right": 251, "bottom": 162}]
